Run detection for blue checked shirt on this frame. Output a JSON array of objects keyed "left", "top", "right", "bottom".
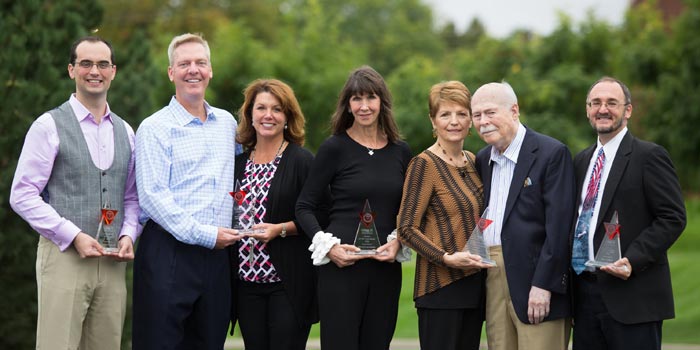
[{"left": 136, "top": 97, "right": 242, "bottom": 248}]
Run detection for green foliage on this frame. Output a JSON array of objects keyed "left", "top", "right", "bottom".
[
  {"left": 109, "top": 28, "right": 161, "bottom": 127},
  {"left": 644, "top": 0, "right": 700, "bottom": 191},
  {"left": 387, "top": 56, "right": 443, "bottom": 153},
  {"left": 4, "top": 0, "right": 700, "bottom": 348},
  {"left": 0, "top": 1, "right": 104, "bottom": 348}
]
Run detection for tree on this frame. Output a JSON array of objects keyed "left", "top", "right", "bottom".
[
  {"left": 0, "top": 1, "right": 103, "bottom": 348},
  {"left": 109, "top": 28, "right": 161, "bottom": 127},
  {"left": 647, "top": 0, "right": 700, "bottom": 191}
]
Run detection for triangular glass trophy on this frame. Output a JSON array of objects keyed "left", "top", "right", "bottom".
[
  {"left": 96, "top": 201, "right": 119, "bottom": 253},
  {"left": 463, "top": 207, "right": 496, "bottom": 266},
  {"left": 230, "top": 180, "right": 265, "bottom": 235},
  {"left": 351, "top": 199, "right": 382, "bottom": 255},
  {"left": 585, "top": 211, "right": 622, "bottom": 268}
]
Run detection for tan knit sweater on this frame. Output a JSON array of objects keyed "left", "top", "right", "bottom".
[{"left": 397, "top": 149, "right": 484, "bottom": 299}]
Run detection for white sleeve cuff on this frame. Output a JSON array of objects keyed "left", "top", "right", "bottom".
[
  {"left": 387, "top": 229, "right": 412, "bottom": 263},
  {"left": 308, "top": 231, "right": 341, "bottom": 266}
]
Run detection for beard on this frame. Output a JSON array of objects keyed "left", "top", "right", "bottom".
[{"left": 592, "top": 112, "right": 625, "bottom": 135}]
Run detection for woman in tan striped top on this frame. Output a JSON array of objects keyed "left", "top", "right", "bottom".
[{"left": 397, "top": 81, "right": 492, "bottom": 350}]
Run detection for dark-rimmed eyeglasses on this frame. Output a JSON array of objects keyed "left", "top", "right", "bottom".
[
  {"left": 586, "top": 101, "right": 628, "bottom": 110},
  {"left": 75, "top": 60, "right": 114, "bottom": 70}
]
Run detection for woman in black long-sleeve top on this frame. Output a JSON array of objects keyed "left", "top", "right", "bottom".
[
  {"left": 230, "top": 79, "right": 320, "bottom": 350},
  {"left": 296, "top": 66, "right": 412, "bottom": 350}
]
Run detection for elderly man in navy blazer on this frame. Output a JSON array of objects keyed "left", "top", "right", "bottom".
[
  {"left": 570, "top": 77, "right": 686, "bottom": 350},
  {"left": 472, "top": 82, "right": 575, "bottom": 350}
]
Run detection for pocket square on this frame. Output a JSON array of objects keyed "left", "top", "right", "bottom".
[{"left": 524, "top": 177, "right": 532, "bottom": 187}]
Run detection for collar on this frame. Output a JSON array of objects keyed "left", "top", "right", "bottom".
[
  {"left": 596, "top": 127, "right": 628, "bottom": 157},
  {"left": 69, "top": 93, "right": 112, "bottom": 123},
  {"left": 489, "top": 122, "right": 526, "bottom": 166},
  {"left": 168, "top": 96, "right": 215, "bottom": 126}
]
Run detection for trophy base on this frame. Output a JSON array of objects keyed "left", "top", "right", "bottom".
[
  {"left": 585, "top": 260, "right": 628, "bottom": 271},
  {"left": 350, "top": 249, "right": 379, "bottom": 255},
  {"left": 104, "top": 247, "right": 119, "bottom": 253},
  {"left": 481, "top": 258, "right": 497, "bottom": 267},
  {"left": 235, "top": 228, "right": 267, "bottom": 235},
  {"left": 585, "top": 260, "right": 612, "bottom": 268}
]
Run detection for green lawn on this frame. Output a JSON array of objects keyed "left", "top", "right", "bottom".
[
  {"left": 664, "top": 198, "right": 700, "bottom": 344},
  {"left": 229, "top": 199, "right": 700, "bottom": 344}
]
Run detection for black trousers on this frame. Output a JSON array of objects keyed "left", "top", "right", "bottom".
[
  {"left": 132, "top": 221, "right": 231, "bottom": 350},
  {"left": 317, "top": 259, "right": 401, "bottom": 350},
  {"left": 237, "top": 281, "right": 311, "bottom": 350},
  {"left": 417, "top": 307, "right": 483, "bottom": 350},
  {"left": 573, "top": 272, "right": 662, "bottom": 350}
]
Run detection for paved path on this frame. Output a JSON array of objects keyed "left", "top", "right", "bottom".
[{"left": 225, "top": 338, "right": 700, "bottom": 350}]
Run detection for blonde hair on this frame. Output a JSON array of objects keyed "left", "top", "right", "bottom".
[
  {"left": 428, "top": 81, "right": 472, "bottom": 119},
  {"left": 167, "top": 33, "right": 211, "bottom": 66}
]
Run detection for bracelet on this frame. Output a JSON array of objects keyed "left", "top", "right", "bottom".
[{"left": 280, "top": 222, "right": 287, "bottom": 238}]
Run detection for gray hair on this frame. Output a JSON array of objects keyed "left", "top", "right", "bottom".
[
  {"left": 167, "top": 33, "right": 211, "bottom": 66},
  {"left": 473, "top": 81, "right": 518, "bottom": 108}
]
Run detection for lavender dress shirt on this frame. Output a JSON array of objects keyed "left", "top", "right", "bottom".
[{"left": 10, "top": 94, "right": 141, "bottom": 251}]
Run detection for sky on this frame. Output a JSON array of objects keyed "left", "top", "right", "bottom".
[{"left": 423, "top": 0, "right": 630, "bottom": 37}]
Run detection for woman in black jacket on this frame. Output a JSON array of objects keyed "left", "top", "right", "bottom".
[{"left": 230, "top": 79, "right": 322, "bottom": 350}]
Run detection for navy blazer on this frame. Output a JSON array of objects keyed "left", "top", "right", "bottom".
[
  {"left": 572, "top": 132, "right": 686, "bottom": 324},
  {"left": 476, "top": 127, "right": 575, "bottom": 324}
]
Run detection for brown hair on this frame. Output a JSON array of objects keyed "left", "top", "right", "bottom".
[
  {"left": 70, "top": 36, "right": 114, "bottom": 65},
  {"left": 587, "top": 76, "right": 632, "bottom": 105},
  {"left": 236, "top": 79, "right": 306, "bottom": 150},
  {"left": 428, "top": 80, "right": 472, "bottom": 119},
  {"left": 330, "top": 66, "right": 401, "bottom": 143}
]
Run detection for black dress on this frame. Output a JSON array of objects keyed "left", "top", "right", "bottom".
[{"left": 296, "top": 132, "right": 411, "bottom": 350}]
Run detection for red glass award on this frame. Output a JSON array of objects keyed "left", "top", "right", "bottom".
[
  {"left": 585, "top": 211, "right": 622, "bottom": 269},
  {"left": 96, "top": 202, "right": 119, "bottom": 253},
  {"left": 230, "top": 180, "right": 265, "bottom": 236},
  {"left": 464, "top": 207, "right": 496, "bottom": 266},
  {"left": 352, "top": 199, "right": 382, "bottom": 255}
]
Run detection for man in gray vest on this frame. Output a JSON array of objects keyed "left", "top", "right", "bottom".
[{"left": 9, "top": 36, "right": 140, "bottom": 349}]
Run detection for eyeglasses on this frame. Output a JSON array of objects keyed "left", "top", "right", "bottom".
[
  {"left": 586, "top": 100, "right": 628, "bottom": 110},
  {"left": 75, "top": 60, "right": 114, "bottom": 70}
]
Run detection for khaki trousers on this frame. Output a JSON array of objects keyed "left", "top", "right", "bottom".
[
  {"left": 35, "top": 236, "right": 126, "bottom": 349},
  {"left": 485, "top": 246, "right": 569, "bottom": 350}
]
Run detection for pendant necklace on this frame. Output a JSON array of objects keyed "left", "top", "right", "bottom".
[
  {"left": 251, "top": 138, "right": 286, "bottom": 164},
  {"left": 437, "top": 141, "right": 468, "bottom": 177}
]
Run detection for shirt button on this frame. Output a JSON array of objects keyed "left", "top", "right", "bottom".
[{"left": 103, "top": 188, "right": 107, "bottom": 192}]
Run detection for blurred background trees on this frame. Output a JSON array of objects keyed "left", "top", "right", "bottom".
[{"left": 2, "top": 0, "right": 699, "bottom": 348}]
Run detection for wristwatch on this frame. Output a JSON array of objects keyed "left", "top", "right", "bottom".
[{"left": 280, "top": 222, "right": 287, "bottom": 238}]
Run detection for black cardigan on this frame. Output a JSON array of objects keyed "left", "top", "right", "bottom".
[{"left": 230, "top": 143, "right": 322, "bottom": 330}]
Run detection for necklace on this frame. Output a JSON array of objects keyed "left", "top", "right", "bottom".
[
  {"left": 437, "top": 141, "right": 468, "bottom": 177},
  {"left": 349, "top": 128, "right": 380, "bottom": 156},
  {"left": 251, "top": 139, "right": 286, "bottom": 164}
]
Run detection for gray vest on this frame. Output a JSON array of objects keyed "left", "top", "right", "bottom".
[{"left": 42, "top": 101, "right": 130, "bottom": 238}]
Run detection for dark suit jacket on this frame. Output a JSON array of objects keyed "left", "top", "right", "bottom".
[
  {"left": 572, "top": 131, "right": 686, "bottom": 324},
  {"left": 476, "top": 127, "right": 575, "bottom": 324}
]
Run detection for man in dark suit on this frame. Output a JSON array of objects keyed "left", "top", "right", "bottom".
[
  {"left": 472, "top": 82, "right": 575, "bottom": 350},
  {"left": 571, "top": 77, "right": 686, "bottom": 350}
]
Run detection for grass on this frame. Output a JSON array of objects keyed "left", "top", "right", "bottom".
[
  {"left": 664, "top": 198, "right": 700, "bottom": 344},
  {"left": 229, "top": 198, "right": 700, "bottom": 345}
]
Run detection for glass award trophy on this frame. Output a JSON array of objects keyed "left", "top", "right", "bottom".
[
  {"left": 230, "top": 180, "right": 265, "bottom": 235},
  {"left": 585, "top": 211, "right": 622, "bottom": 268},
  {"left": 96, "top": 202, "right": 119, "bottom": 253},
  {"left": 463, "top": 207, "right": 496, "bottom": 266},
  {"left": 352, "top": 199, "right": 382, "bottom": 255}
]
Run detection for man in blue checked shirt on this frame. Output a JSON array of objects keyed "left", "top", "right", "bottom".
[{"left": 132, "top": 33, "right": 243, "bottom": 349}]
